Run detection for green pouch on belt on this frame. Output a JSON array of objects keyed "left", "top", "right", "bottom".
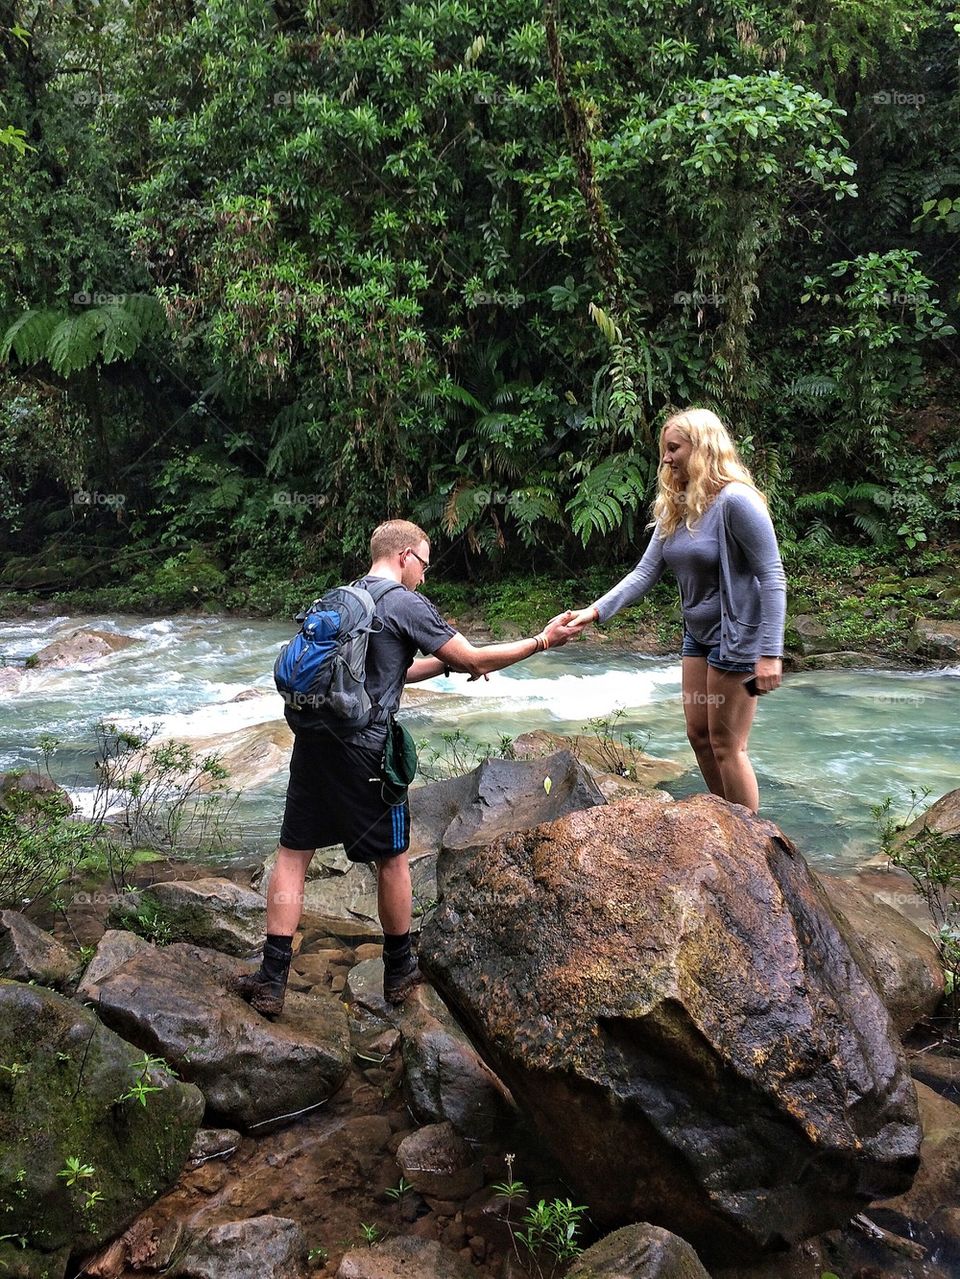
[{"left": 383, "top": 718, "right": 418, "bottom": 802}]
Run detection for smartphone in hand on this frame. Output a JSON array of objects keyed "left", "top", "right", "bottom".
[{"left": 742, "top": 675, "right": 759, "bottom": 697}]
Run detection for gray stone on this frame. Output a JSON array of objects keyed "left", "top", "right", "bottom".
[
  {"left": 569, "top": 1224, "right": 710, "bottom": 1279},
  {"left": 77, "top": 928, "right": 152, "bottom": 1000},
  {"left": 108, "top": 878, "right": 267, "bottom": 956},
  {"left": 401, "top": 985, "right": 515, "bottom": 1141},
  {"left": 0, "top": 910, "right": 77, "bottom": 989},
  {"left": 396, "top": 1120, "right": 483, "bottom": 1200},
  {"left": 337, "top": 1236, "right": 474, "bottom": 1279},
  {"left": 421, "top": 794, "right": 921, "bottom": 1263},
  {"left": 0, "top": 980, "right": 203, "bottom": 1278},
  {"left": 816, "top": 872, "right": 944, "bottom": 1035},
  {"left": 87, "top": 941, "right": 350, "bottom": 1129},
  {"left": 169, "top": 1215, "right": 308, "bottom": 1278}
]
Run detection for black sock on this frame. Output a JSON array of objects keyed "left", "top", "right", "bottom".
[
  {"left": 383, "top": 931, "right": 412, "bottom": 970},
  {"left": 262, "top": 934, "right": 293, "bottom": 983}
]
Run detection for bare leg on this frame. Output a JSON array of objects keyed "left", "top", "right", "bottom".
[
  {"left": 376, "top": 852, "right": 413, "bottom": 936},
  {"left": 706, "top": 668, "right": 760, "bottom": 812},
  {"left": 681, "top": 657, "right": 725, "bottom": 798},
  {"left": 266, "top": 846, "right": 314, "bottom": 936}
]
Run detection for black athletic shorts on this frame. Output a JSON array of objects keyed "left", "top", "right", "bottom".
[{"left": 278, "top": 731, "right": 410, "bottom": 863}]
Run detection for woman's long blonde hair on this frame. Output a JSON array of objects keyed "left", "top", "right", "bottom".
[{"left": 651, "top": 407, "right": 765, "bottom": 537}]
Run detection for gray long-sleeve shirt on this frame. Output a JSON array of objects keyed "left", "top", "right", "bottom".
[{"left": 593, "top": 482, "right": 787, "bottom": 662}]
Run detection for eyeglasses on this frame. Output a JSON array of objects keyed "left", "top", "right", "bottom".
[{"left": 405, "top": 548, "right": 430, "bottom": 574}]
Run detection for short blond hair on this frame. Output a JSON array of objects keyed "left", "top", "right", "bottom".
[{"left": 370, "top": 519, "right": 430, "bottom": 561}]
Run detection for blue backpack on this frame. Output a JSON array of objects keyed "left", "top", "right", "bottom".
[{"left": 274, "top": 579, "right": 402, "bottom": 733}]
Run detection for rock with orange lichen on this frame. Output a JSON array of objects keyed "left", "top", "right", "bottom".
[{"left": 419, "top": 794, "right": 922, "bottom": 1264}]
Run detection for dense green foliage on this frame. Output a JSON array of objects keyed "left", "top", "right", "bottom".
[{"left": 2, "top": 0, "right": 959, "bottom": 607}]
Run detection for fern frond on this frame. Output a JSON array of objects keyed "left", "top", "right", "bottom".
[
  {"left": 566, "top": 453, "right": 651, "bottom": 546},
  {"left": 0, "top": 308, "right": 66, "bottom": 364},
  {"left": 788, "top": 373, "right": 838, "bottom": 400},
  {"left": 48, "top": 311, "right": 110, "bottom": 375}
]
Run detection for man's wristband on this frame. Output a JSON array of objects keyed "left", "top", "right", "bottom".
[{"left": 533, "top": 631, "right": 549, "bottom": 653}]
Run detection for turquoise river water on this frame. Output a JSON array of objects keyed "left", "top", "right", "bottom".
[{"left": 2, "top": 613, "right": 958, "bottom": 874}]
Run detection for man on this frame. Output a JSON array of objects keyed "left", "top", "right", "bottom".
[{"left": 236, "top": 518, "right": 577, "bottom": 1015}]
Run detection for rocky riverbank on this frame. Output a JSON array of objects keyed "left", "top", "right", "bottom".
[{"left": 2, "top": 752, "right": 960, "bottom": 1279}]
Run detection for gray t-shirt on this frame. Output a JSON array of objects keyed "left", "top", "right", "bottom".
[{"left": 349, "top": 575, "right": 456, "bottom": 748}]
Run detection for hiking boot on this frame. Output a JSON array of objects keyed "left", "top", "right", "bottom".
[
  {"left": 233, "top": 967, "right": 287, "bottom": 1018},
  {"left": 233, "top": 940, "right": 292, "bottom": 1018},
  {"left": 383, "top": 951, "right": 423, "bottom": 1006}
]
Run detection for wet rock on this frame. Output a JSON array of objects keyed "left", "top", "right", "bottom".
[
  {"left": 816, "top": 873, "right": 944, "bottom": 1035},
  {"left": 897, "top": 785, "right": 960, "bottom": 847},
  {"left": 78, "top": 929, "right": 153, "bottom": 1000},
  {"left": 0, "top": 910, "right": 77, "bottom": 989},
  {"left": 438, "top": 750, "right": 605, "bottom": 853},
  {"left": 908, "top": 1047, "right": 960, "bottom": 1101},
  {"left": 420, "top": 794, "right": 921, "bottom": 1263},
  {"left": 166, "top": 721, "right": 293, "bottom": 793},
  {"left": 168, "top": 1215, "right": 308, "bottom": 1278},
  {"left": 188, "top": 1128, "right": 241, "bottom": 1163},
  {"left": 876, "top": 1080, "right": 960, "bottom": 1229},
  {"left": 710, "top": 1238, "right": 825, "bottom": 1279},
  {"left": 568, "top": 1223, "right": 710, "bottom": 1279},
  {"left": 87, "top": 941, "right": 350, "bottom": 1129},
  {"left": 345, "top": 957, "right": 400, "bottom": 1023},
  {"left": 0, "top": 666, "right": 21, "bottom": 693},
  {"left": 0, "top": 980, "right": 203, "bottom": 1278},
  {"left": 30, "top": 627, "right": 137, "bottom": 669},
  {"left": 337, "top": 1235, "right": 474, "bottom": 1279},
  {"left": 0, "top": 769, "right": 73, "bottom": 817},
  {"left": 913, "top": 619, "right": 960, "bottom": 660},
  {"left": 512, "top": 730, "right": 684, "bottom": 789},
  {"left": 108, "top": 878, "right": 267, "bottom": 956},
  {"left": 401, "top": 985, "right": 515, "bottom": 1142},
  {"left": 785, "top": 615, "right": 835, "bottom": 656},
  {"left": 396, "top": 1121, "right": 484, "bottom": 1200}
]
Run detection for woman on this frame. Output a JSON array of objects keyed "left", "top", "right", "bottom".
[{"left": 569, "top": 408, "right": 786, "bottom": 812}]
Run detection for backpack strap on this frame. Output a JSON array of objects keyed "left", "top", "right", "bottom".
[
  {"left": 359, "top": 578, "right": 405, "bottom": 605},
  {"left": 358, "top": 579, "right": 405, "bottom": 724}
]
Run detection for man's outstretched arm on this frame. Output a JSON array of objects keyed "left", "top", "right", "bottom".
[{"left": 404, "top": 612, "right": 576, "bottom": 684}]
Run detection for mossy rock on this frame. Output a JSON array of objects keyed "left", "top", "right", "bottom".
[{"left": 0, "top": 981, "right": 203, "bottom": 1277}]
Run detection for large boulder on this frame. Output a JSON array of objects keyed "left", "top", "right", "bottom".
[
  {"left": 294, "top": 752, "right": 605, "bottom": 937},
  {"left": 84, "top": 941, "right": 351, "bottom": 1129},
  {"left": 420, "top": 794, "right": 921, "bottom": 1263},
  {"left": 108, "top": 878, "right": 267, "bottom": 956},
  {"left": 0, "top": 910, "right": 77, "bottom": 989},
  {"left": 815, "top": 873, "right": 944, "bottom": 1034},
  {"left": 30, "top": 627, "right": 137, "bottom": 669},
  {"left": 568, "top": 1224, "right": 710, "bottom": 1279},
  {"left": 0, "top": 980, "right": 203, "bottom": 1279}
]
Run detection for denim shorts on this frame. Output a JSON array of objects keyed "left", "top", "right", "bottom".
[{"left": 681, "top": 630, "right": 754, "bottom": 673}]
